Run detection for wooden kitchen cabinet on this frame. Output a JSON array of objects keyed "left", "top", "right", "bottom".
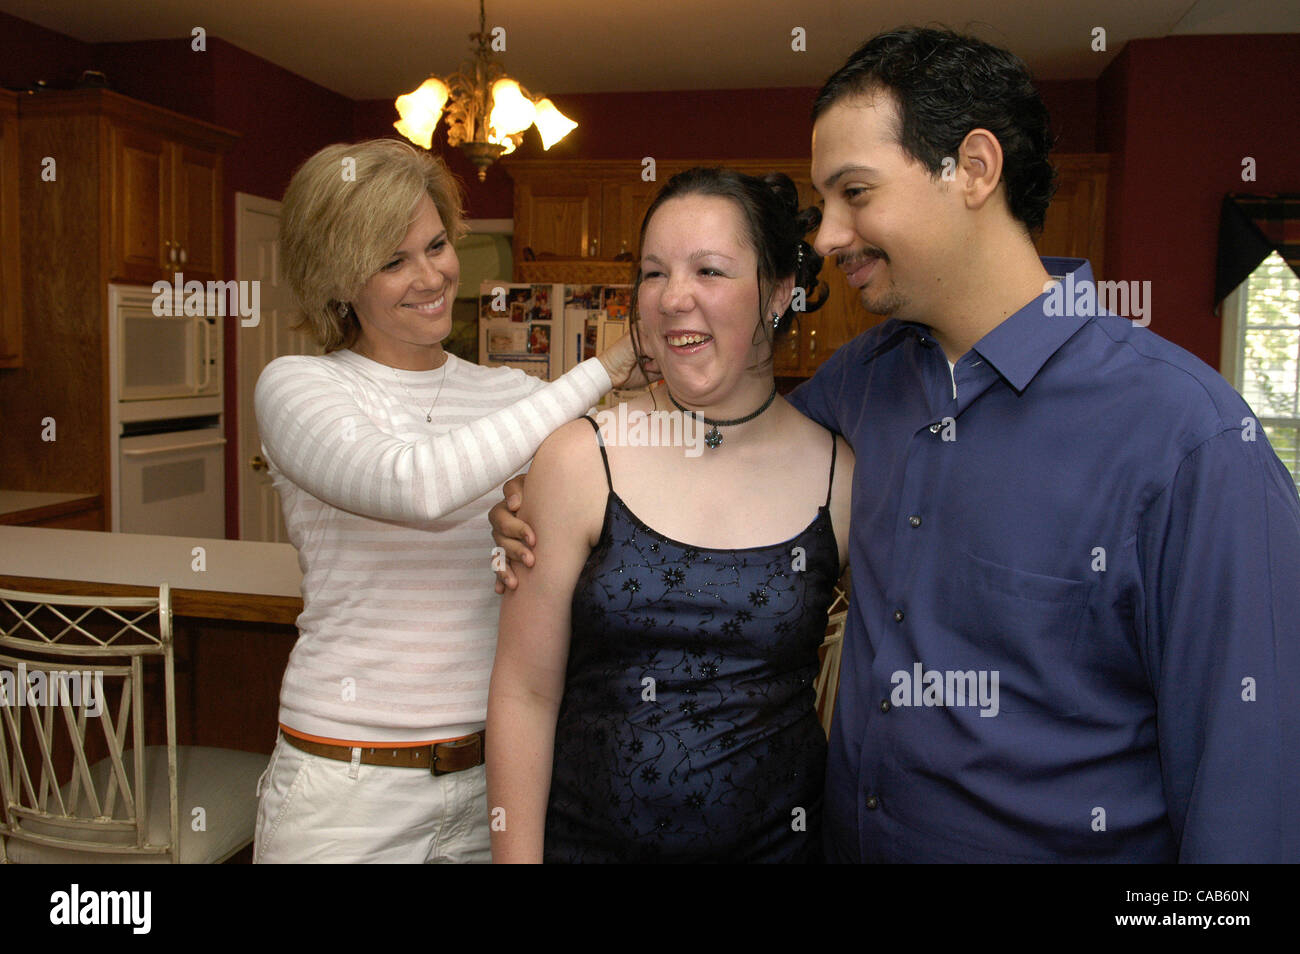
[
  {"left": 111, "top": 125, "right": 168, "bottom": 281},
  {"left": 600, "top": 175, "right": 660, "bottom": 258},
  {"left": 0, "top": 90, "right": 20, "bottom": 368},
  {"left": 107, "top": 103, "right": 229, "bottom": 283},
  {"left": 510, "top": 160, "right": 656, "bottom": 262},
  {"left": 0, "top": 90, "right": 236, "bottom": 513},
  {"left": 170, "top": 144, "right": 222, "bottom": 279},
  {"left": 1034, "top": 154, "right": 1109, "bottom": 278},
  {"left": 511, "top": 163, "right": 605, "bottom": 260}
]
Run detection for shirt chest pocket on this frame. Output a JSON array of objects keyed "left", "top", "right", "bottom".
[{"left": 939, "top": 550, "right": 1092, "bottom": 715}]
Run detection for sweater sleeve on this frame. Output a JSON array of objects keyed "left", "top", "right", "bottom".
[{"left": 254, "top": 355, "right": 612, "bottom": 522}]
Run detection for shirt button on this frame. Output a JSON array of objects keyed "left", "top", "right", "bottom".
[
  {"left": 929, "top": 423, "right": 942, "bottom": 434},
  {"left": 893, "top": 609, "right": 905, "bottom": 623},
  {"left": 908, "top": 515, "right": 922, "bottom": 528},
  {"left": 880, "top": 699, "right": 891, "bottom": 713},
  {"left": 866, "top": 795, "right": 880, "bottom": 810}
]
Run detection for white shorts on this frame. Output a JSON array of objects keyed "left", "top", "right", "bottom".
[{"left": 253, "top": 733, "right": 490, "bottom": 864}]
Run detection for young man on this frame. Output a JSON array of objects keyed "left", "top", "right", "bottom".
[
  {"left": 491, "top": 27, "right": 1299, "bottom": 862},
  {"left": 791, "top": 27, "right": 1298, "bottom": 862}
]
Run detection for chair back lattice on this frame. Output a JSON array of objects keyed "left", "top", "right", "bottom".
[
  {"left": 816, "top": 613, "right": 846, "bottom": 737},
  {"left": 815, "top": 581, "right": 849, "bottom": 737},
  {"left": 0, "top": 585, "right": 179, "bottom": 862}
]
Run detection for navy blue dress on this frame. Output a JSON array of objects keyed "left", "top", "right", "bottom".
[{"left": 544, "top": 417, "right": 840, "bottom": 863}]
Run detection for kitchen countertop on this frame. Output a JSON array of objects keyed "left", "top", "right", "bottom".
[
  {"left": 0, "top": 526, "right": 303, "bottom": 622},
  {"left": 0, "top": 526, "right": 300, "bottom": 596}
]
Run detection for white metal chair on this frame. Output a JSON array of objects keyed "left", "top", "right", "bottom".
[{"left": 0, "top": 584, "right": 266, "bottom": 863}]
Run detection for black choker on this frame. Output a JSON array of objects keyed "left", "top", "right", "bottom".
[{"left": 668, "top": 386, "right": 778, "bottom": 449}]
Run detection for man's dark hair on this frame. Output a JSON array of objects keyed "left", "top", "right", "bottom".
[{"left": 812, "top": 27, "right": 1057, "bottom": 232}]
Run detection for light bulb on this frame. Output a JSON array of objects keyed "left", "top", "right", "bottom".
[
  {"left": 490, "top": 78, "right": 537, "bottom": 137},
  {"left": 532, "top": 98, "right": 578, "bottom": 150},
  {"left": 393, "top": 77, "right": 450, "bottom": 149}
]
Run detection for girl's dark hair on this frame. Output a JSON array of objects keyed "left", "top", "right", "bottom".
[{"left": 629, "top": 167, "right": 827, "bottom": 370}]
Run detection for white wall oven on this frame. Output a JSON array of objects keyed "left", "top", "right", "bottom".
[{"left": 109, "top": 285, "right": 225, "bottom": 536}]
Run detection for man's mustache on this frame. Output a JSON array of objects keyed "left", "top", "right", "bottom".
[{"left": 837, "top": 248, "right": 889, "bottom": 269}]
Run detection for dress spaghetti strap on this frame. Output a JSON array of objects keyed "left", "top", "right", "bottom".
[
  {"left": 583, "top": 415, "right": 614, "bottom": 493},
  {"left": 825, "top": 432, "right": 838, "bottom": 509}
]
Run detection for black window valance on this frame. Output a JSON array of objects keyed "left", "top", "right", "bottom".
[{"left": 1215, "top": 193, "right": 1300, "bottom": 307}]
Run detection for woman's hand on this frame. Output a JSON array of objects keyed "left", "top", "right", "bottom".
[{"left": 597, "top": 331, "right": 660, "bottom": 390}]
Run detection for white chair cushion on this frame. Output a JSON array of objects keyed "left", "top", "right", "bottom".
[{"left": 6, "top": 745, "right": 267, "bottom": 864}]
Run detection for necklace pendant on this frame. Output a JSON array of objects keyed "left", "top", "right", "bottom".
[
  {"left": 426, "top": 413, "right": 433, "bottom": 423},
  {"left": 705, "top": 426, "right": 723, "bottom": 449}
]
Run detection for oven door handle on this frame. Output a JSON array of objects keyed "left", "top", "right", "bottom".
[{"left": 122, "top": 437, "right": 227, "bottom": 457}]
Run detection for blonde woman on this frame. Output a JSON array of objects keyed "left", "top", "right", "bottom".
[{"left": 252, "top": 139, "right": 640, "bottom": 863}]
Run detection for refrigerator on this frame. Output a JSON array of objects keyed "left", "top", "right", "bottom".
[{"left": 478, "top": 282, "right": 633, "bottom": 389}]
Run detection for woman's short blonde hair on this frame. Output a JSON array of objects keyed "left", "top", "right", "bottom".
[{"left": 280, "top": 139, "right": 466, "bottom": 351}]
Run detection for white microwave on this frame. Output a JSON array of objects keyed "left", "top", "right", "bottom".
[{"left": 111, "top": 284, "right": 222, "bottom": 402}]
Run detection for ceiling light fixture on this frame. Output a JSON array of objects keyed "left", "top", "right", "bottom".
[{"left": 393, "top": 0, "right": 578, "bottom": 181}]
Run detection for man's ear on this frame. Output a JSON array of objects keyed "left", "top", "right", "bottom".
[{"left": 958, "top": 129, "right": 1003, "bottom": 211}]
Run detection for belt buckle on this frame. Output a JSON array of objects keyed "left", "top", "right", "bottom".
[{"left": 431, "top": 733, "right": 482, "bottom": 776}]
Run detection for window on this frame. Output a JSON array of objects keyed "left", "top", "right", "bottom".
[{"left": 1220, "top": 250, "right": 1300, "bottom": 493}]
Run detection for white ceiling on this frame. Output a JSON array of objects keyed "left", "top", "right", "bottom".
[{"left": 3, "top": 0, "right": 1297, "bottom": 98}]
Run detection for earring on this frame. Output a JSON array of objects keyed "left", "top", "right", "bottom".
[{"left": 337, "top": 301, "right": 350, "bottom": 318}]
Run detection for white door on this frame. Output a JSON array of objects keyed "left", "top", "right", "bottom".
[{"left": 235, "top": 192, "right": 316, "bottom": 541}]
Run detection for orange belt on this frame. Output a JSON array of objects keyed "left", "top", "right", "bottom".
[{"left": 283, "top": 730, "right": 485, "bottom": 776}]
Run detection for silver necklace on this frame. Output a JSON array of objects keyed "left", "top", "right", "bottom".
[{"left": 391, "top": 358, "right": 449, "bottom": 423}]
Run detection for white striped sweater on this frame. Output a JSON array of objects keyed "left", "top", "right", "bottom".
[{"left": 254, "top": 349, "right": 610, "bottom": 742}]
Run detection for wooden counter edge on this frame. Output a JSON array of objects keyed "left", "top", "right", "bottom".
[
  {"left": 0, "top": 494, "right": 102, "bottom": 526},
  {"left": 0, "top": 574, "right": 302, "bottom": 625}
]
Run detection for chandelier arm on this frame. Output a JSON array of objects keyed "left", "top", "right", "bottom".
[{"left": 393, "top": 0, "right": 576, "bottom": 178}]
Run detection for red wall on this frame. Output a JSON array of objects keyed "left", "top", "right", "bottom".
[
  {"left": 0, "top": 11, "right": 90, "bottom": 89},
  {"left": 1099, "top": 34, "right": 1300, "bottom": 368}
]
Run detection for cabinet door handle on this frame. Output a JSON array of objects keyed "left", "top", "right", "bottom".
[
  {"left": 178, "top": 246, "right": 188, "bottom": 265},
  {"left": 809, "top": 328, "right": 817, "bottom": 359}
]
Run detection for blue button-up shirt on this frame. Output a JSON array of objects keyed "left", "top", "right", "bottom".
[{"left": 789, "top": 258, "right": 1300, "bottom": 862}]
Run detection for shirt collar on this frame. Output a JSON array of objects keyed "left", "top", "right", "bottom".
[
  {"left": 971, "top": 258, "right": 1093, "bottom": 393},
  {"left": 860, "top": 258, "right": 1095, "bottom": 395},
  {"left": 859, "top": 319, "right": 933, "bottom": 362}
]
